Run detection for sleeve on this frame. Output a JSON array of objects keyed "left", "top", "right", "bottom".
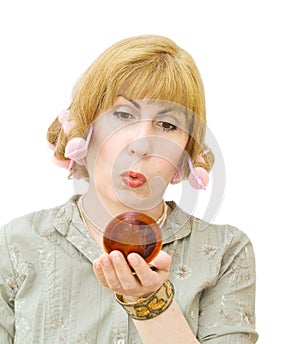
[
  {"left": 197, "top": 228, "right": 258, "bottom": 343},
  {"left": 0, "top": 225, "right": 15, "bottom": 343}
]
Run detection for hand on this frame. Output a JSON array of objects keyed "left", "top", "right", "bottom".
[{"left": 93, "top": 250, "right": 171, "bottom": 302}]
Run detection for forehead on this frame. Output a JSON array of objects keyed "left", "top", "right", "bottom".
[{"left": 115, "top": 96, "right": 190, "bottom": 117}]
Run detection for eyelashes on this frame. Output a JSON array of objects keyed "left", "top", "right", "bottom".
[
  {"left": 156, "top": 121, "right": 177, "bottom": 132},
  {"left": 112, "top": 111, "right": 177, "bottom": 132},
  {"left": 113, "top": 111, "right": 134, "bottom": 121}
]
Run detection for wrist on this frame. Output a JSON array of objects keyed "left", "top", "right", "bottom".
[
  {"left": 122, "top": 292, "right": 152, "bottom": 303},
  {"left": 115, "top": 280, "right": 175, "bottom": 320}
]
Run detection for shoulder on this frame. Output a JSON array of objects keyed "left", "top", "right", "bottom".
[
  {"left": 192, "top": 215, "right": 253, "bottom": 250},
  {"left": 167, "top": 201, "right": 255, "bottom": 264},
  {"left": 168, "top": 201, "right": 253, "bottom": 248},
  {"left": 189, "top": 214, "right": 256, "bottom": 281},
  {"left": 0, "top": 195, "right": 77, "bottom": 244}
]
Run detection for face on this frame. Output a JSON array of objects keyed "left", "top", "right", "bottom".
[{"left": 87, "top": 96, "right": 189, "bottom": 212}]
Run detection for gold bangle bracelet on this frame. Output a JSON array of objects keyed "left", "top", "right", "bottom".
[{"left": 115, "top": 280, "right": 175, "bottom": 320}]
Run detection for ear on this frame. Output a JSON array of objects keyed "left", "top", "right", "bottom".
[{"left": 170, "top": 170, "right": 183, "bottom": 185}]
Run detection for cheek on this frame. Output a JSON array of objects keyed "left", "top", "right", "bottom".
[
  {"left": 156, "top": 134, "right": 188, "bottom": 167},
  {"left": 159, "top": 159, "right": 178, "bottom": 179},
  {"left": 180, "top": 132, "right": 189, "bottom": 150},
  {"left": 87, "top": 131, "right": 125, "bottom": 179},
  {"left": 95, "top": 137, "right": 123, "bottom": 168}
]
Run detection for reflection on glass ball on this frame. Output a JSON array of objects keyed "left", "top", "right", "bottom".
[{"left": 103, "top": 212, "right": 162, "bottom": 263}]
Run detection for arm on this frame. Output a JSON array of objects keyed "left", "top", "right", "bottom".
[
  {"left": 197, "top": 232, "right": 258, "bottom": 343},
  {"left": 0, "top": 226, "right": 15, "bottom": 343},
  {"left": 135, "top": 234, "right": 258, "bottom": 344},
  {"left": 93, "top": 250, "right": 201, "bottom": 343},
  {"left": 132, "top": 300, "right": 199, "bottom": 344}
]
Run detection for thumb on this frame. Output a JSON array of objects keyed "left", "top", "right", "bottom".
[{"left": 149, "top": 250, "right": 171, "bottom": 271}]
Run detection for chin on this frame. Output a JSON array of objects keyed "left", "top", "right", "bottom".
[{"left": 115, "top": 189, "right": 162, "bottom": 212}]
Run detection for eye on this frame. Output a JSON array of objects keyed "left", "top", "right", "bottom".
[
  {"left": 157, "top": 121, "right": 177, "bottom": 132},
  {"left": 113, "top": 111, "right": 135, "bottom": 122}
]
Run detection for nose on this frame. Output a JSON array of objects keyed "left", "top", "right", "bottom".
[
  {"left": 128, "top": 137, "right": 153, "bottom": 158},
  {"left": 127, "top": 122, "right": 153, "bottom": 158}
]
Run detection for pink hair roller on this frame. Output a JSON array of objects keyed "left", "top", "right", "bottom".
[
  {"left": 187, "top": 156, "right": 209, "bottom": 190},
  {"left": 64, "top": 125, "right": 93, "bottom": 170},
  {"left": 58, "top": 109, "right": 75, "bottom": 135}
]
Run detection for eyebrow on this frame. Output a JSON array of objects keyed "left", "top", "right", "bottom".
[
  {"left": 129, "top": 100, "right": 141, "bottom": 109},
  {"left": 130, "top": 101, "right": 182, "bottom": 116},
  {"left": 158, "top": 107, "right": 176, "bottom": 115},
  {"left": 121, "top": 97, "right": 186, "bottom": 118}
]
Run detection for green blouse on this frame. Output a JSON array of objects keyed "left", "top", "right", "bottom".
[{"left": 0, "top": 196, "right": 258, "bottom": 343}]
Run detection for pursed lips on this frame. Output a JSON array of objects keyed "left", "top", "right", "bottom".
[{"left": 121, "top": 171, "right": 147, "bottom": 188}]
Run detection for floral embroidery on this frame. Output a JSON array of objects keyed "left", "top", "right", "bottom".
[
  {"left": 41, "top": 227, "right": 56, "bottom": 240},
  {"left": 243, "top": 309, "right": 255, "bottom": 326},
  {"left": 75, "top": 333, "right": 92, "bottom": 343},
  {"left": 112, "top": 328, "right": 126, "bottom": 344},
  {"left": 10, "top": 246, "right": 32, "bottom": 286},
  {"left": 5, "top": 277, "right": 19, "bottom": 299},
  {"left": 219, "top": 296, "right": 234, "bottom": 324},
  {"left": 230, "top": 246, "right": 252, "bottom": 284},
  {"left": 201, "top": 244, "right": 218, "bottom": 258},
  {"left": 219, "top": 308, "right": 234, "bottom": 324},
  {"left": 174, "top": 264, "right": 192, "bottom": 279},
  {"left": 50, "top": 308, "right": 70, "bottom": 343}
]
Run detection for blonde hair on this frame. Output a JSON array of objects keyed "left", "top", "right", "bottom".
[{"left": 47, "top": 35, "right": 214, "bottom": 178}]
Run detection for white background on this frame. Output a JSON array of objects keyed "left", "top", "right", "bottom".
[{"left": 1, "top": 0, "right": 299, "bottom": 342}]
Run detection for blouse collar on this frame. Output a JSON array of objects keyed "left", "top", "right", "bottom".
[{"left": 53, "top": 195, "right": 194, "bottom": 263}]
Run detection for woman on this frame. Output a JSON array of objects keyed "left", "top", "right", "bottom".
[{"left": 0, "top": 35, "right": 258, "bottom": 343}]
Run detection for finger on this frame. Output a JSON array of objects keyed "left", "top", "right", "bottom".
[
  {"left": 109, "top": 251, "right": 140, "bottom": 292},
  {"left": 127, "top": 253, "right": 167, "bottom": 289},
  {"left": 97, "top": 253, "right": 123, "bottom": 291},
  {"left": 93, "top": 255, "right": 109, "bottom": 287},
  {"left": 148, "top": 250, "right": 171, "bottom": 271}
]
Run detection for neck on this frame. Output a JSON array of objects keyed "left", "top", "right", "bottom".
[
  {"left": 82, "top": 186, "right": 167, "bottom": 231},
  {"left": 82, "top": 188, "right": 115, "bottom": 232}
]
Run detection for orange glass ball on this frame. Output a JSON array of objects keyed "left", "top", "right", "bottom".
[{"left": 103, "top": 212, "right": 162, "bottom": 263}]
